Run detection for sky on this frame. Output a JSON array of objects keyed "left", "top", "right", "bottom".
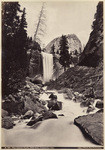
[{"left": 20, "top": 1, "right": 98, "bottom": 47}]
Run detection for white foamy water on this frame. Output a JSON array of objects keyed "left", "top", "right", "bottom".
[{"left": 2, "top": 90, "right": 100, "bottom": 147}]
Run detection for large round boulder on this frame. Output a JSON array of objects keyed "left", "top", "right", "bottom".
[
  {"left": 95, "top": 101, "right": 103, "bottom": 109},
  {"left": 74, "top": 112, "right": 103, "bottom": 145}
]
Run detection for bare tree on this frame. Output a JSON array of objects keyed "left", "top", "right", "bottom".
[
  {"left": 34, "top": 2, "right": 46, "bottom": 44},
  {"left": 28, "top": 3, "right": 46, "bottom": 77}
]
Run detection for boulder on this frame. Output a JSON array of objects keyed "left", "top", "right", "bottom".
[
  {"left": 2, "top": 117, "right": 15, "bottom": 129},
  {"left": 31, "top": 79, "right": 42, "bottom": 85},
  {"left": 96, "top": 109, "right": 103, "bottom": 113},
  {"left": 49, "top": 93, "right": 57, "bottom": 100},
  {"left": 58, "top": 89, "right": 67, "bottom": 93},
  {"left": 33, "top": 84, "right": 41, "bottom": 92},
  {"left": 27, "top": 111, "right": 57, "bottom": 126},
  {"left": 41, "top": 100, "right": 47, "bottom": 105},
  {"left": 65, "top": 88, "right": 74, "bottom": 100},
  {"left": 47, "top": 100, "right": 62, "bottom": 110},
  {"left": 22, "top": 95, "right": 47, "bottom": 114},
  {"left": 30, "top": 75, "right": 43, "bottom": 85},
  {"left": 80, "top": 98, "right": 94, "bottom": 107},
  {"left": 95, "top": 101, "right": 103, "bottom": 109},
  {"left": 58, "top": 114, "right": 64, "bottom": 116},
  {"left": 27, "top": 115, "right": 43, "bottom": 126},
  {"left": 74, "top": 113, "right": 103, "bottom": 145},
  {"left": 26, "top": 81, "right": 41, "bottom": 92},
  {"left": 83, "top": 87, "right": 95, "bottom": 98},
  {"left": 74, "top": 92, "right": 84, "bottom": 103},
  {"left": 11, "top": 116, "right": 19, "bottom": 121},
  {"left": 42, "top": 111, "right": 58, "bottom": 120},
  {"left": 2, "top": 109, "right": 9, "bottom": 118},
  {"left": 30, "top": 121, "right": 42, "bottom": 129},
  {"left": 23, "top": 110, "right": 34, "bottom": 119},
  {"left": 2, "top": 100, "right": 24, "bottom": 114},
  {"left": 8, "top": 94, "right": 16, "bottom": 102},
  {"left": 94, "top": 90, "right": 103, "bottom": 99},
  {"left": 87, "top": 105, "right": 95, "bottom": 113}
]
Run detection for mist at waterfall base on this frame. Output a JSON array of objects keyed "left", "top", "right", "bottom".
[{"left": 41, "top": 52, "right": 53, "bottom": 83}]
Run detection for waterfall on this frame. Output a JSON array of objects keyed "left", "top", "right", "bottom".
[{"left": 41, "top": 52, "right": 53, "bottom": 83}]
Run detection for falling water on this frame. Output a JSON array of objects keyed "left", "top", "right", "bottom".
[{"left": 41, "top": 52, "right": 53, "bottom": 83}]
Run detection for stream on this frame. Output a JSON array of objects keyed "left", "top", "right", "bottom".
[{"left": 2, "top": 88, "right": 100, "bottom": 147}]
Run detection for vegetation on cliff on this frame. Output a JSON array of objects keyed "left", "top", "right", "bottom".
[{"left": 79, "top": 2, "right": 103, "bottom": 67}]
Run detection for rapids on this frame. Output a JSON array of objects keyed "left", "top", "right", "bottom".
[{"left": 2, "top": 90, "right": 100, "bottom": 147}]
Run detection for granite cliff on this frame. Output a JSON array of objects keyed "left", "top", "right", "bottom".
[
  {"left": 79, "top": 2, "right": 103, "bottom": 67},
  {"left": 45, "top": 34, "right": 82, "bottom": 56}
]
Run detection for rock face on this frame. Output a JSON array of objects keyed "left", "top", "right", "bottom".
[
  {"left": 46, "top": 34, "right": 82, "bottom": 55},
  {"left": 74, "top": 112, "right": 103, "bottom": 145},
  {"left": 79, "top": 2, "right": 103, "bottom": 67},
  {"left": 45, "top": 34, "right": 82, "bottom": 79}
]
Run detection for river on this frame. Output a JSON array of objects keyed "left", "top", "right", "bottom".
[{"left": 2, "top": 89, "right": 100, "bottom": 147}]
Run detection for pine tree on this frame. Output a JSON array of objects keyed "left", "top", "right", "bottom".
[
  {"left": 2, "top": 2, "right": 28, "bottom": 96},
  {"left": 59, "top": 35, "right": 70, "bottom": 71},
  {"left": 2, "top": 2, "right": 22, "bottom": 96},
  {"left": 2, "top": 2, "right": 21, "bottom": 63},
  {"left": 16, "top": 8, "right": 28, "bottom": 69}
]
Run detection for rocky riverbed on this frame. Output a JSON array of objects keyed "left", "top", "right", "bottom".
[{"left": 1, "top": 79, "right": 104, "bottom": 147}]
